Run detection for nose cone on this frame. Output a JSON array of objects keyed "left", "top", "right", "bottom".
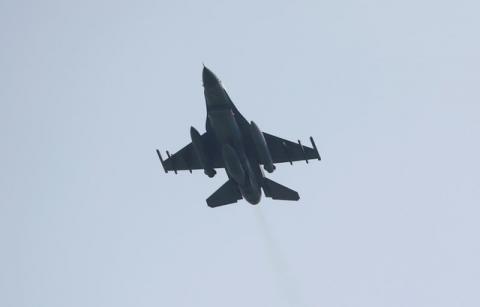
[{"left": 202, "top": 66, "right": 220, "bottom": 88}]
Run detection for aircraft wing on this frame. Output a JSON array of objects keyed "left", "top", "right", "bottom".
[
  {"left": 156, "top": 133, "right": 223, "bottom": 173},
  {"left": 263, "top": 133, "right": 321, "bottom": 164}
]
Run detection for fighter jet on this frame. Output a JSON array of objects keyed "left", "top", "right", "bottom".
[{"left": 156, "top": 66, "right": 321, "bottom": 207}]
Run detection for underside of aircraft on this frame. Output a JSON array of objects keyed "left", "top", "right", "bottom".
[{"left": 156, "top": 66, "right": 321, "bottom": 207}]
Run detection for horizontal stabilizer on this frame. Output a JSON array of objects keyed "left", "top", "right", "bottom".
[
  {"left": 262, "top": 177, "right": 300, "bottom": 201},
  {"left": 206, "top": 179, "right": 242, "bottom": 208}
]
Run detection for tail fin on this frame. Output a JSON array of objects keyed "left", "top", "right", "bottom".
[
  {"left": 262, "top": 177, "right": 300, "bottom": 201},
  {"left": 206, "top": 179, "right": 242, "bottom": 208}
]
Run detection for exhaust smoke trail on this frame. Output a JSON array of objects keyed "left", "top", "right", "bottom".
[{"left": 254, "top": 208, "right": 306, "bottom": 307}]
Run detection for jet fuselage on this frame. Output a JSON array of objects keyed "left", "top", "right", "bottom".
[
  {"left": 157, "top": 66, "right": 321, "bottom": 207},
  {"left": 202, "top": 67, "right": 262, "bottom": 204}
]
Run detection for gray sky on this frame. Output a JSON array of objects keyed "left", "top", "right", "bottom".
[{"left": 1, "top": 0, "right": 479, "bottom": 306}]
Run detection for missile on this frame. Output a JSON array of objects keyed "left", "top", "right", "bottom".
[{"left": 249, "top": 121, "right": 275, "bottom": 173}]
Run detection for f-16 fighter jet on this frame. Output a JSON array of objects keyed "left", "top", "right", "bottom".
[{"left": 156, "top": 66, "right": 321, "bottom": 208}]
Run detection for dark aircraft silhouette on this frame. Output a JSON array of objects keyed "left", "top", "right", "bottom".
[{"left": 156, "top": 66, "right": 321, "bottom": 207}]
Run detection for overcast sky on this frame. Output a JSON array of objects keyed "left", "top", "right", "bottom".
[{"left": 1, "top": 0, "right": 479, "bottom": 306}]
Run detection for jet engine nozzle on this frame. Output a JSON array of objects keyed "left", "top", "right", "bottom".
[
  {"left": 222, "top": 144, "right": 246, "bottom": 185},
  {"left": 190, "top": 126, "right": 216, "bottom": 177},
  {"left": 249, "top": 121, "right": 275, "bottom": 173}
]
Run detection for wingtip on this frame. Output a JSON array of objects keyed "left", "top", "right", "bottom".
[
  {"left": 309, "top": 136, "right": 321, "bottom": 161},
  {"left": 156, "top": 149, "right": 168, "bottom": 173}
]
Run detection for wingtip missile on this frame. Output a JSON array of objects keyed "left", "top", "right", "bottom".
[
  {"left": 156, "top": 149, "right": 168, "bottom": 173},
  {"left": 309, "top": 137, "right": 321, "bottom": 160}
]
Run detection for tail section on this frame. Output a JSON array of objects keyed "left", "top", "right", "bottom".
[
  {"left": 262, "top": 177, "right": 300, "bottom": 201},
  {"left": 206, "top": 179, "right": 242, "bottom": 208}
]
